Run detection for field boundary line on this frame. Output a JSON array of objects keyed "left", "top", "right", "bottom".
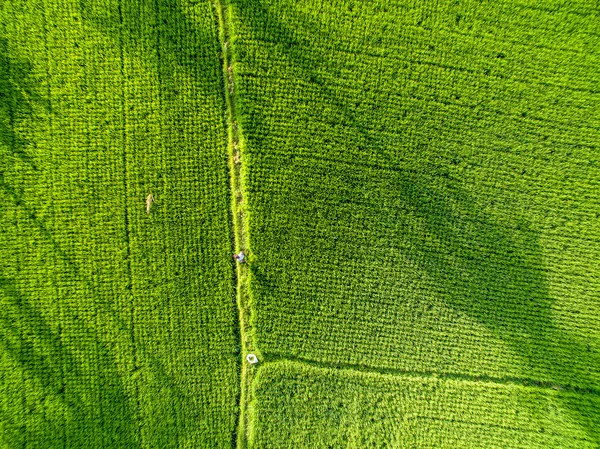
[
  {"left": 214, "top": 1, "right": 256, "bottom": 448},
  {"left": 265, "top": 355, "right": 600, "bottom": 396}
]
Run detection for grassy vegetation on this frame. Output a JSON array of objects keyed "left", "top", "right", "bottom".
[
  {"left": 250, "top": 361, "right": 600, "bottom": 448},
  {"left": 227, "top": 0, "right": 600, "bottom": 446},
  {"left": 1, "top": 1, "right": 238, "bottom": 448},
  {"left": 2, "top": 0, "right": 599, "bottom": 448}
]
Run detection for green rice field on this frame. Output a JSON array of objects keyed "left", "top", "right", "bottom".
[
  {"left": 1, "top": 0, "right": 599, "bottom": 448},
  {"left": 1, "top": 1, "right": 238, "bottom": 447}
]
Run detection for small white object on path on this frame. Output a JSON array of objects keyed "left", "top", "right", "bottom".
[{"left": 246, "top": 353, "right": 258, "bottom": 365}]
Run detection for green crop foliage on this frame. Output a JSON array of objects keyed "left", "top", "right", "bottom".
[
  {"left": 2, "top": 0, "right": 599, "bottom": 447},
  {"left": 1, "top": 1, "right": 238, "bottom": 448},
  {"left": 226, "top": 0, "right": 600, "bottom": 446},
  {"left": 250, "top": 361, "right": 600, "bottom": 448}
]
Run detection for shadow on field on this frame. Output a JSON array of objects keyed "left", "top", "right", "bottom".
[
  {"left": 1, "top": 178, "right": 202, "bottom": 448},
  {"left": 79, "top": 0, "right": 222, "bottom": 100},
  {"left": 231, "top": 0, "right": 599, "bottom": 443},
  {"left": 1, "top": 275, "right": 141, "bottom": 449},
  {"left": 0, "top": 29, "right": 140, "bottom": 446},
  {"left": 1, "top": 181, "right": 205, "bottom": 449},
  {"left": 0, "top": 37, "right": 43, "bottom": 170}
]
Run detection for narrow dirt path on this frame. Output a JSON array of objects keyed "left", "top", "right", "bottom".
[{"left": 214, "top": 2, "right": 257, "bottom": 448}]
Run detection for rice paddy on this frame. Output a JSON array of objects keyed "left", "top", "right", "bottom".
[{"left": 2, "top": 0, "right": 599, "bottom": 448}]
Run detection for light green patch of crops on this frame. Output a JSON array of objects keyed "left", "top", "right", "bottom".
[
  {"left": 249, "top": 361, "right": 600, "bottom": 449},
  {"left": 1, "top": 1, "right": 238, "bottom": 448},
  {"left": 226, "top": 0, "right": 600, "bottom": 445}
]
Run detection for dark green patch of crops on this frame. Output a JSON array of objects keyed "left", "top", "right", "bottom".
[{"left": 1, "top": 1, "right": 238, "bottom": 448}]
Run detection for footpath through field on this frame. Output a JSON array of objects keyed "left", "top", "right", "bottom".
[{"left": 215, "top": 1, "right": 257, "bottom": 447}]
